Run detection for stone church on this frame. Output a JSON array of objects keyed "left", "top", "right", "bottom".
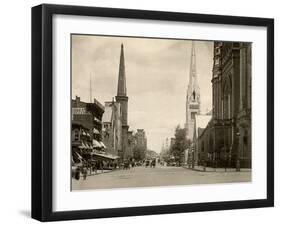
[
  {"left": 195, "top": 41, "right": 252, "bottom": 169},
  {"left": 102, "top": 44, "right": 132, "bottom": 161}
]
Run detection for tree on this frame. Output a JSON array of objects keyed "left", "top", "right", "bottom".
[{"left": 170, "top": 125, "right": 189, "bottom": 165}]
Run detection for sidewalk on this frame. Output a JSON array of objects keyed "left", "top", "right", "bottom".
[
  {"left": 87, "top": 169, "right": 115, "bottom": 176},
  {"left": 182, "top": 165, "right": 251, "bottom": 172}
]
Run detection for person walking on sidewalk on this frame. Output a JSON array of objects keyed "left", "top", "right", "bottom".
[
  {"left": 92, "top": 160, "right": 98, "bottom": 174},
  {"left": 82, "top": 167, "right": 87, "bottom": 180}
]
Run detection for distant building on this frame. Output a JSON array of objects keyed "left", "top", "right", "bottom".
[
  {"left": 135, "top": 129, "right": 147, "bottom": 150},
  {"left": 126, "top": 131, "right": 135, "bottom": 160},
  {"left": 133, "top": 129, "right": 147, "bottom": 160},
  {"left": 145, "top": 150, "right": 158, "bottom": 159},
  {"left": 185, "top": 42, "right": 201, "bottom": 141}
]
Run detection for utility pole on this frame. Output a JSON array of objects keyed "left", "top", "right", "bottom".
[
  {"left": 236, "top": 132, "right": 241, "bottom": 172},
  {"left": 90, "top": 73, "right": 92, "bottom": 103},
  {"left": 222, "top": 122, "right": 227, "bottom": 172}
]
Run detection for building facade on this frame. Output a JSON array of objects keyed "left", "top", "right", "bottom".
[
  {"left": 102, "top": 100, "right": 122, "bottom": 157},
  {"left": 196, "top": 42, "right": 252, "bottom": 169},
  {"left": 72, "top": 96, "right": 104, "bottom": 143},
  {"left": 126, "top": 131, "right": 135, "bottom": 160},
  {"left": 185, "top": 42, "right": 201, "bottom": 141},
  {"left": 135, "top": 129, "right": 147, "bottom": 149},
  {"left": 193, "top": 115, "right": 212, "bottom": 166},
  {"left": 133, "top": 129, "right": 147, "bottom": 160},
  {"left": 72, "top": 123, "right": 93, "bottom": 165},
  {"left": 72, "top": 96, "right": 108, "bottom": 166}
]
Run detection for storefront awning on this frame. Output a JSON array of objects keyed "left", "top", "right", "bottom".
[
  {"left": 85, "top": 143, "right": 92, "bottom": 149},
  {"left": 92, "top": 139, "right": 102, "bottom": 148},
  {"left": 92, "top": 152, "right": 119, "bottom": 160},
  {"left": 75, "top": 151, "right": 83, "bottom": 160},
  {"left": 99, "top": 141, "right": 106, "bottom": 149},
  {"left": 78, "top": 141, "right": 87, "bottom": 149},
  {"left": 93, "top": 128, "right": 100, "bottom": 134}
]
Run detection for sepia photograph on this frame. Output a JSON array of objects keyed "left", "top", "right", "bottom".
[{"left": 71, "top": 34, "right": 252, "bottom": 191}]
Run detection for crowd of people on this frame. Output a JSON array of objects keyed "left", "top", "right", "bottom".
[
  {"left": 72, "top": 159, "right": 118, "bottom": 180},
  {"left": 72, "top": 158, "right": 160, "bottom": 180}
]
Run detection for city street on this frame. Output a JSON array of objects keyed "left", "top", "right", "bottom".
[{"left": 72, "top": 166, "right": 251, "bottom": 190}]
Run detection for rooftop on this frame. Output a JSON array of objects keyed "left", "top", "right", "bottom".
[
  {"left": 102, "top": 105, "right": 113, "bottom": 123},
  {"left": 195, "top": 114, "right": 212, "bottom": 138}
]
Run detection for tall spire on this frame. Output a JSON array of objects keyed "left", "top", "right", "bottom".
[
  {"left": 190, "top": 41, "right": 196, "bottom": 79},
  {"left": 188, "top": 41, "right": 198, "bottom": 89},
  {"left": 185, "top": 41, "right": 201, "bottom": 140},
  {"left": 117, "top": 43, "right": 127, "bottom": 97}
]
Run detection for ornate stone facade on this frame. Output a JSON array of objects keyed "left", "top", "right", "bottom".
[{"left": 197, "top": 42, "right": 252, "bottom": 169}]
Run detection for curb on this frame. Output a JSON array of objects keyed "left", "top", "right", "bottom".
[{"left": 182, "top": 166, "right": 251, "bottom": 173}]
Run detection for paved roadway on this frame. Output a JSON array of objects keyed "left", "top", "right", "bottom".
[{"left": 72, "top": 166, "right": 251, "bottom": 190}]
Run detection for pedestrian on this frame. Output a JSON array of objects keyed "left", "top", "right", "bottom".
[
  {"left": 82, "top": 167, "right": 87, "bottom": 180},
  {"left": 92, "top": 161, "right": 97, "bottom": 174},
  {"left": 100, "top": 161, "right": 104, "bottom": 173},
  {"left": 145, "top": 160, "right": 149, "bottom": 168},
  {"left": 75, "top": 167, "right": 80, "bottom": 180}
]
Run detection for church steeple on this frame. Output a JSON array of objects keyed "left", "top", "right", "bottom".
[
  {"left": 187, "top": 41, "right": 200, "bottom": 98},
  {"left": 116, "top": 43, "right": 129, "bottom": 126},
  {"left": 115, "top": 43, "right": 129, "bottom": 160},
  {"left": 117, "top": 43, "right": 127, "bottom": 97},
  {"left": 185, "top": 41, "right": 201, "bottom": 141}
]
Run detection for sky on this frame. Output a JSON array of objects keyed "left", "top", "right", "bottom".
[{"left": 72, "top": 35, "right": 214, "bottom": 153}]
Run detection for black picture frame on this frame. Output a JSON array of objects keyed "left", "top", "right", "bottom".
[{"left": 32, "top": 4, "right": 274, "bottom": 222}]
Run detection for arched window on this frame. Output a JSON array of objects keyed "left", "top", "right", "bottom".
[{"left": 192, "top": 90, "right": 196, "bottom": 101}]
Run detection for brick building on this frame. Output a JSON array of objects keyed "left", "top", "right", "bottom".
[{"left": 72, "top": 96, "right": 104, "bottom": 143}]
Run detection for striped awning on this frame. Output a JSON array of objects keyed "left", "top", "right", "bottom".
[
  {"left": 78, "top": 141, "right": 87, "bottom": 149},
  {"left": 99, "top": 141, "right": 106, "bottom": 149},
  {"left": 93, "top": 128, "right": 100, "bottom": 134},
  {"left": 92, "top": 152, "right": 119, "bottom": 160},
  {"left": 92, "top": 139, "right": 102, "bottom": 148}
]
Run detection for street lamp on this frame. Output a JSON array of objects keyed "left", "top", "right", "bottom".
[
  {"left": 222, "top": 122, "right": 227, "bottom": 172},
  {"left": 236, "top": 132, "right": 241, "bottom": 172}
]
